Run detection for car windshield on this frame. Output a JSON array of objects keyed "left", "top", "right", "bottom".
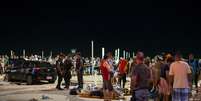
[{"left": 9, "top": 59, "right": 24, "bottom": 67}]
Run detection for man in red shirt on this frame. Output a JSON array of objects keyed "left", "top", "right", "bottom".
[
  {"left": 118, "top": 57, "right": 127, "bottom": 88},
  {"left": 100, "top": 55, "right": 113, "bottom": 101}
]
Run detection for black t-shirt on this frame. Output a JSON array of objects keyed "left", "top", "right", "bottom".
[
  {"left": 56, "top": 59, "right": 65, "bottom": 71},
  {"left": 160, "top": 63, "right": 170, "bottom": 80},
  {"left": 64, "top": 59, "right": 73, "bottom": 72},
  {"left": 76, "top": 58, "right": 84, "bottom": 71}
]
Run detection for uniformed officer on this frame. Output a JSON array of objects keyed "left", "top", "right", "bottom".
[
  {"left": 64, "top": 55, "right": 73, "bottom": 89},
  {"left": 56, "top": 53, "right": 65, "bottom": 90}
]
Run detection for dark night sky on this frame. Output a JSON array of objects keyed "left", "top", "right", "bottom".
[{"left": 0, "top": 0, "right": 201, "bottom": 57}]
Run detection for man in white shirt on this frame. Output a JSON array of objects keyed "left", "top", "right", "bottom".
[{"left": 169, "top": 52, "right": 192, "bottom": 101}]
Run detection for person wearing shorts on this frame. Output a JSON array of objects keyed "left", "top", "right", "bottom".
[
  {"left": 169, "top": 52, "right": 192, "bottom": 101},
  {"left": 103, "top": 79, "right": 113, "bottom": 91},
  {"left": 100, "top": 55, "right": 113, "bottom": 101}
]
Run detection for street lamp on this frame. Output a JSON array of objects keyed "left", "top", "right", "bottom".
[
  {"left": 102, "top": 47, "right": 105, "bottom": 59},
  {"left": 23, "top": 49, "right": 26, "bottom": 58},
  {"left": 91, "top": 40, "right": 94, "bottom": 75}
]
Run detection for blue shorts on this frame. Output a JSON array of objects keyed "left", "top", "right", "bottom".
[
  {"left": 172, "top": 88, "right": 189, "bottom": 101},
  {"left": 131, "top": 89, "right": 149, "bottom": 101}
]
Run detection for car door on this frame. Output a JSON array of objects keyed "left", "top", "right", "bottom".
[
  {"left": 9, "top": 60, "right": 21, "bottom": 80},
  {"left": 9, "top": 64, "right": 18, "bottom": 80},
  {"left": 22, "top": 61, "right": 31, "bottom": 81},
  {"left": 14, "top": 60, "right": 24, "bottom": 80}
]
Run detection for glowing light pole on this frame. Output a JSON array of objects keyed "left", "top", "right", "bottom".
[
  {"left": 102, "top": 47, "right": 105, "bottom": 59},
  {"left": 10, "top": 50, "right": 13, "bottom": 58},
  {"left": 117, "top": 48, "right": 120, "bottom": 62},
  {"left": 50, "top": 51, "right": 52, "bottom": 57},
  {"left": 115, "top": 49, "right": 117, "bottom": 60},
  {"left": 91, "top": 40, "right": 94, "bottom": 75},
  {"left": 123, "top": 50, "right": 126, "bottom": 59},
  {"left": 126, "top": 52, "right": 128, "bottom": 59},
  {"left": 115, "top": 49, "right": 118, "bottom": 64},
  {"left": 23, "top": 49, "right": 26, "bottom": 58},
  {"left": 42, "top": 50, "right": 44, "bottom": 59}
]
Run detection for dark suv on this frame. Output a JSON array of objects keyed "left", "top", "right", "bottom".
[{"left": 5, "top": 59, "right": 57, "bottom": 85}]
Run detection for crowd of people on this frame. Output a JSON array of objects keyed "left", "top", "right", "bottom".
[
  {"left": 100, "top": 51, "right": 201, "bottom": 101},
  {"left": 1, "top": 51, "right": 201, "bottom": 101}
]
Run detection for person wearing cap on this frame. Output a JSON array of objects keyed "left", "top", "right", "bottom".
[
  {"left": 131, "top": 52, "right": 151, "bottom": 101},
  {"left": 55, "top": 53, "right": 66, "bottom": 90},
  {"left": 169, "top": 52, "right": 192, "bottom": 101}
]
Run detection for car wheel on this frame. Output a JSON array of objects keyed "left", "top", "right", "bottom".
[
  {"left": 27, "top": 75, "right": 33, "bottom": 85},
  {"left": 4, "top": 74, "right": 11, "bottom": 81}
]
